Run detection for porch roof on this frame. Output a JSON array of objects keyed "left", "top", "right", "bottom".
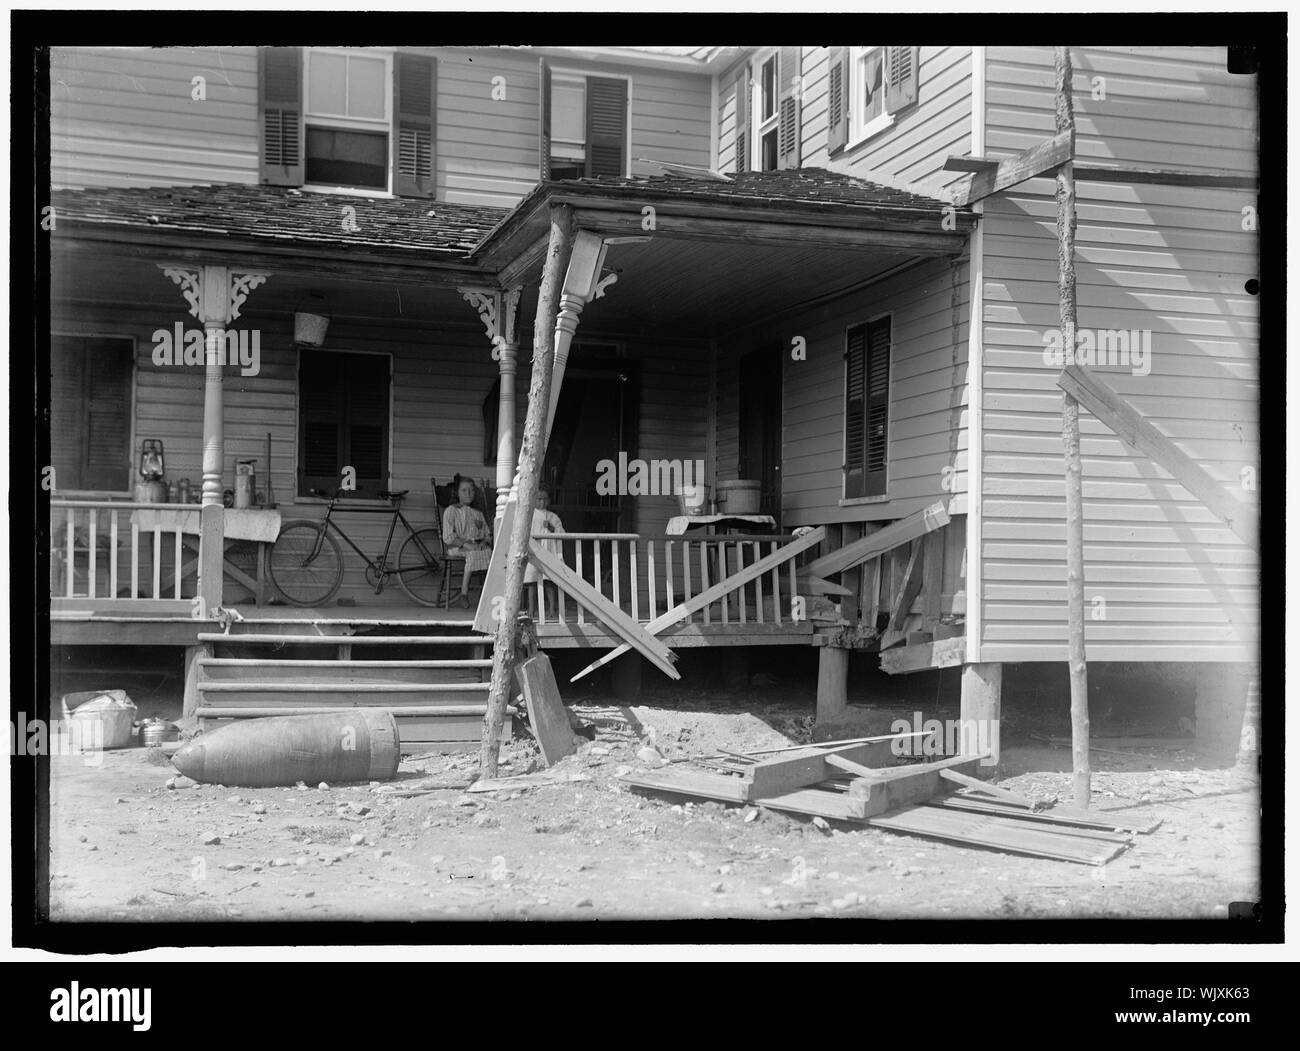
[{"left": 49, "top": 183, "right": 510, "bottom": 264}]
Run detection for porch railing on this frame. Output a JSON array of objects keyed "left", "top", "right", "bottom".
[
  {"left": 527, "top": 531, "right": 803, "bottom": 628},
  {"left": 50, "top": 499, "right": 195, "bottom": 608}
]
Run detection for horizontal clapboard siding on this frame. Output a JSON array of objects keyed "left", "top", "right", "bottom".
[
  {"left": 53, "top": 293, "right": 710, "bottom": 606},
  {"left": 716, "top": 255, "right": 970, "bottom": 528},
  {"left": 801, "top": 45, "right": 972, "bottom": 196},
  {"left": 977, "top": 45, "right": 1260, "bottom": 663},
  {"left": 51, "top": 46, "right": 260, "bottom": 188}
]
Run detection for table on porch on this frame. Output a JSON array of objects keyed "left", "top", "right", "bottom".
[{"left": 130, "top": 507, "right": 282, "bottom": 606}]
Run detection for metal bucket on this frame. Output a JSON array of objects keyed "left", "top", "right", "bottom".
[
  {"left": 716, "top": 479, "right": 762, "bottom": 515},
  {"left": 141, "top": 719, "right": 178, "bottom": 749},
  {"left": 60, "top": 690, "right": 137, "bottom": 750}
]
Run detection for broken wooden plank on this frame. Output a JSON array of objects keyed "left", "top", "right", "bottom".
[
  {"left": 885, "top": 541, "right": 923, "bottom": 635},
  {"left": 940, "top": 768, "right": 1038, "bottom": 808},
  {"left": 868, "top": 805, "right": 1130, "bottom": 865},
  {"left": 935, "top": 797, "right": 1134, "bottom": 840},
  {"left": 743, "top": 740, "right": 898, "bottom": 800},
  {"left": 805, "top": 504, "right": 947, "bottom": 580},
  {"left": 879, "top": 635, "right": 966, "bottom": 675},
  {"left": 846, "top": 754, "right": 986, "bottom": 818},
  {"left": 795, "top": 572, "right": 853, "bottom": 597},
  {"left": 527, "top": 540, "right": 680, "bottom": 680},
  {"left": 468, "top": 769, "right": 590, "bottom": 793},
  {"left": 756, "top": 785, "right": 868, "bottom": 822},
  {"left": 570, "top": 527, "right": 827, "bottom": 681},
  {"left": 1057, "top": 365, "right": 1257, "bottom": 549},
  {"left": 1072, "top": 165, "right": 1258, "bottom": 190},
  {"left": 619, "top": 767, "right": 749, "bottom": 804},
  {"left": 936, "top": 792, "right": 1161, "bottom": 834},
  {"left": 515, "top": 652, "right": 577, "bottom": 767},
  {"left": 950, "top": 129, "right": 1073, "bottom": 207},
  {"left": 943, "top": 155, "right": 997, "bottom": 173}
]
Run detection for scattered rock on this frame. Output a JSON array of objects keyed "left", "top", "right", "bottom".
[
  {"left": 710, "top": 881, "right": 725, "bottom": 893},
  {"left": 251, "top": 803, "right": 266, "bottom": 815},
  {"left": 347, "top": 802, "right": 371, "bottom": 816},
  {"left": 576, "top": 898, "right": 593, "bottom": 908},
  {"left": 636, "top": 746, "right": 663, "bottom": 764},
  {"left": 295, "top": 856, "right": 310, "bottom": 867},
  {"left": 221, "top": 862, "right": 244, "bottom": 871},
  {"left": 202, "top": 833, "right": 221, "bottom": 846},
  {"left": 811, "top": 816, "right": 831, "bottom": 833},
  {"left": 374, "top": 849, "right": 390, "bottom": 860},
  {"left": 77, "top": 834, "right": 87, "bottom": 843},
  {"left": 317, "top": 783, "right": 329, "bottom": 790},
  {"left": 227, "top": 795, "right": 243, "bottom": 804},
  {"left": 349, "top": 833, "right": 366, "bottom": 846},
  {"left": 271, "top": 857, "right": 290, "bottom": 868},
  {"left": 743, "top": 808, "right": 760, "bottom": 824},
  {"left": 304, "top": 891, "right": 315, "bottom": 899},
  {"left": 615, "top": 765, "right": 632, "bottom": 778}
]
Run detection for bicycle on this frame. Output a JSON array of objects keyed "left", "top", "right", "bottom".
[{"left": 267, "top": 487, "right": 446, "bottom": 607}]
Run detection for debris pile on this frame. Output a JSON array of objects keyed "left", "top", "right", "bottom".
[{"left": 620, "top": 733, "right": 1158, "bottom": 866}]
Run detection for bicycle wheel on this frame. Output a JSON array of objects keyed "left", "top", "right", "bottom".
[
  {"left": 268, "top": 521, "right": 345, "bottom": 607},
  {"left": 397, "top": 528, "right": 445, "bottom": 607}
]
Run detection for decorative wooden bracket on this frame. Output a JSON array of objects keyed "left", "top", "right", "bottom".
[
  {"left": 1056, "top": 365, "right": 1258, "bottom": 550},
  {"left": 158, "top": 265, "right": 269, "bottom": 324},
  {"left": 460, "top": 285, "right": 523, "bottom": 360}
]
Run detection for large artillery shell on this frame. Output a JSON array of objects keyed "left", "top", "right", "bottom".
[{"left": 171, "top": 711, "right": 400, "bottom": 787}]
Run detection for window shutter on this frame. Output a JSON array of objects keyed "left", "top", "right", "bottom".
[
  {"left": 345, "top": 355, "right": 389, "bottom": 494},
  {"left": 394, "top": 53, "right": 436, "bottom": 198},
  {"left": 826, "top": 46, "right": 849, "bottom": 155},
  {"left": 776, "top": 46, "right": 801, "bottom": 170},
  {"left": 538, "top": 57, "right": 552, "bottom": 179},
  {"left": 843, "top": 325, "right": 867, "bottom": 499},
  {"left": 733, "top": 65, "right": 749, "bottom": 174},
  {"left": 884, "top": 46, "right": 920, "bottom": 113},
  {"left": 864, "top": 317, "right": 891, "bottom": 496},
  {"left": 259, "top": 46, "right": 304, "bottom": 186},
  {"left": 51, "top": 338, "right": 88, "bottom": 491},
  {"left": 84, "top": 340, "right": 133, "bottom": 491},
  {"left": 585, "top": 76, "right": 628, "bottom": 178}
]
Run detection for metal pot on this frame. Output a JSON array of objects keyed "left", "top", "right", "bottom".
[{"left": 133, "top": 479, "right": 168, "bottom": 503}]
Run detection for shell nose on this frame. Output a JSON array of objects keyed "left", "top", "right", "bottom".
[{"left": 171, "top": 740, "right": 203, "bottom": 781}]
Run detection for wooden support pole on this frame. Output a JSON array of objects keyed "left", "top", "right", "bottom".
[
  {"left": 960, "top": 662, "right": 1002, "bottom": 774},
  {"left": 815, "top": 646, "right": 850, "bottom": 724},
  {"left": 478, "top": 205, "right": 574, "bottom": 779},
  {"left": 1055, "top": 45, "right": 1091, "bottom": 808}
]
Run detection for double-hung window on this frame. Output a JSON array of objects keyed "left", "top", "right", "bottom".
[{"left": 303, "top": 49, "right": 392, "bottom": 192}]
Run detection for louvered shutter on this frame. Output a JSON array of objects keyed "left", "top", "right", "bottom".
[
  {"left": 538, "top": 57, "right": 552, "bottom": 179},
  {"left": 884, "top": 46, "right": 920, "bottom": 113},
  {"left": 733, "top": 65, "right": 749, "bottom": 174},
  {"left": 84, "top": 339, "right": 133, "bottom": 491},
  {"left": 844, "top": 320, "right": 891, "bottom": 498},
  {"left": 826, "top": 46, "right": 849, "bottom": 155},
  {"left": 299, "top": 352, "right": 342, "bottom": 494},
  {"left": 863, "top": 317, "right": 891, "bottom": 496},
  {"left": 345, "top": 354, "right": 389, "bottom": 495},
  {"left": 776, "top": 46, "right": 801, "bottom": 170},
  {"left": 259, "top": 47, "right": 304, "bottom": 186},
  {"left": 51, "top": 337, "right": 88, "bottom": 491},
  {"left": 395, "top": 53, "right": 436, "bottom": 198},
  {"left": 585, "top": 76, "right": 627, "bottom": 178}
]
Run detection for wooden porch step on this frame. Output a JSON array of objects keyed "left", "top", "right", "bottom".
[
  {"left": 198, "top": 680, "right": 489, "bottom": 693},
  {"left": 195, "top": 704, "right": 513, "bottom": 718},
  {"left": 196, "top": 633, "right": 491, "bottom": 646},
  {"left": 199, "top": 658, "right": 492, "bottom": 678}
]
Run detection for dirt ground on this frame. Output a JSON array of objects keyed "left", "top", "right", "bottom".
[{"left": 45, "top": 663, "right": 1260, "bottom": 924}]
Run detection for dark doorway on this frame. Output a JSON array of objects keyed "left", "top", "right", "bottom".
[
  {"left": 542, "top": 346, "right": 638, "bottom": 534},
  {"left": 738, "top": 343, "right": 783, "bottom": 519}
]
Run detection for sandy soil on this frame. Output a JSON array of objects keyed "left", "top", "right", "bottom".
[{"left": 47, "top": 696, "right": 1260, "bottom": 923}]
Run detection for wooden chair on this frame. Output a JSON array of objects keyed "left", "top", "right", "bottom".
[{"left": 433, "top": 477, "right": 494, "bottom": 609}]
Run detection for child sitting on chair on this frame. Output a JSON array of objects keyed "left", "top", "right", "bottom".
[
  {"left": 443, "top": 476, "right": 492, "bottom": 608},
  {"left": 524, "top": 488, "right": 564, "bottom": 618}
]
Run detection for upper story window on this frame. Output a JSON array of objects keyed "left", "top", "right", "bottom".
[
  {"left": 304, "top": 49, "right": 392, "bottom": 191},
  {"left": 827, "top": 46, "right": 920, "bottom": 156},
  {"left": 730, "top": 47, "right": 802, "bottom": 174},
  {"left": 540, "top": 60, "right": 629, "bottom": 180},
  {"left": 259, "top": 47, "right": 436, "bottom": 199}
]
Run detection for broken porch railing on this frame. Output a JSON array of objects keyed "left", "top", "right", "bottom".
[{"left": 525, "top": 531, "right": 806, "bottom": 628}]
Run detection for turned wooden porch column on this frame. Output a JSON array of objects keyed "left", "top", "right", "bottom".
[
  {"left": 545, "top": 229, "right": 612, "bottom": 444},
  {"left": 460, "top": 286, "right": 523, "bottom": 523},
  {"left": 159, "top": 263, "right": 268, "bottom": 612}
]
